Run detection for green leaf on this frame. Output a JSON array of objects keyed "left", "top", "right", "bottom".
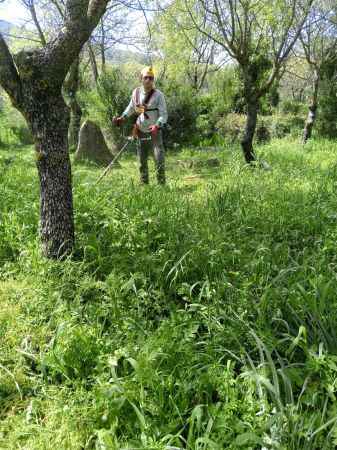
[{"left": 234, "top": 432, "right": 263, "bottom": 446}]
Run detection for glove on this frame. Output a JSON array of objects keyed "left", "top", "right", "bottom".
[
  {"left": 112, "top": 116, "right": 125, "bottom": 127},
  {"left": 149, "top": 124, "right": 160, "bottom": 136}
]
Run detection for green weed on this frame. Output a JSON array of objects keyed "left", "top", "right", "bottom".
[{"left": 1, "top": 138, "right": 337, "bottom": 448}]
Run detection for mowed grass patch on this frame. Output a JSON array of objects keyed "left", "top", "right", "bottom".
[{"left": 1, "top": 139, "right": 337, "bottom": 448}]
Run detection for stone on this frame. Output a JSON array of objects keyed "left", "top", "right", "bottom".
[{"left": 74, "top": 120, "right": 120, "bottom": 166}]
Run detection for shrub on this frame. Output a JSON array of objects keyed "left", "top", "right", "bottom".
[
  {"left": 279, "top": 99, "right": 305, "bottom": 115},
  {"left": 209, "top": 66, "right": 244, "bottom": 115},
  {"left": 316, "top": 58, "right": 337, "bottom": 138},
  {"left": 270, "top": 114, "right": 304, "bottom": 138},
  {"left": 79, "top": 67, "right": 137, "bottom": 149},
  {"left": 214, "top": 112, "right": 304, "bottom": 144},
  {"left": 156, "top": 79, "right": 199, "bottom": 148},
  {"left": 215, "top": 113, "right": 246, "bottom": 142}
]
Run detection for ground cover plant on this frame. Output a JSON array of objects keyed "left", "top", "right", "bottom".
[{"left": 1, "top": 138, "right": 337, "bottom": 449}]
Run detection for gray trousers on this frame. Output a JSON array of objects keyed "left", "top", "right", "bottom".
[{"left": 137, "top": 130, "right": 165, "bottom": 184}]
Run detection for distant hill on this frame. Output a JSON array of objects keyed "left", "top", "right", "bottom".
[{"left": 107, "top": 48, "right": 148, "bottom": 65}]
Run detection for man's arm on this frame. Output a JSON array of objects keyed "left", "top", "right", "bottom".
[
  {"left": 122, "top": 94, "right": 135, "bottom": 118},
  {"left": 156, "top": 92, "right": 168, "bottom": 127}
]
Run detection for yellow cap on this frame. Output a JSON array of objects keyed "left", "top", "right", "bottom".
[{"left": 141, "top": 66, "right": 155, "bottom": 78}]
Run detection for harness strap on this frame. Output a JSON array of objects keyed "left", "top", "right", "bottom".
[{"left": 134, "top": 88, "right": 157, "bottom": 119}]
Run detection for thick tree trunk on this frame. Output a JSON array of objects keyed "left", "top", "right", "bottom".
[
  {"left": 303, "top": 70, "right": 320, "bottom": 144},
  {"left": 29, "top": 95, "right": 74, "bottom": 258},
  {"left": 241, "top": 101, "right": 258, "bottom": 163},
  {"left": 0, "top": 0, "right": 110, "bottom": 259}
]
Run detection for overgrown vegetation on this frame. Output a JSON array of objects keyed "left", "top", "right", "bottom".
[
  {"left": 1, "top": 2, "right": 337, "bottom": 446},
  {"left": 1, "top": 138, "right": 337, "bottom": 448}
]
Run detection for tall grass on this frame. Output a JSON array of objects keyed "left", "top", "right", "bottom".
[{"left": 1, "top": 138, "right": 337, "bottom": 448}]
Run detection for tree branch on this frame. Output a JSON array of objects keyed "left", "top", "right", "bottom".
[
  {"left": 43, "top": 0, "right": 109, "bottom": 81},
  {"left": 24, "top": 0, "right": 47, "bottom": 46},
  {"left": 0, "top": 33, "right": 22, "bottom": 106}
]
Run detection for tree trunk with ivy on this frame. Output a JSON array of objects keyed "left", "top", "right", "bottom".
[{"left": 0, "top": 0, "right": 108, "bottom": 258}]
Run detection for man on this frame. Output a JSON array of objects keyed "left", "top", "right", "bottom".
[{"left": 113, "top": 67, "right": 168, "bottom": 185}]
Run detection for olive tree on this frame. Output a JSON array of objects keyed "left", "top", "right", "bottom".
[
  {"left": 0, "top": 0, "right": 109, "bottom": 258},
  {"left": 19, "top": 0, "right": 82, "bottom": 150},
  {"left": 183, "top": 0, "right": 315, "bottom": 163},
  {"left": 153, "top": 0, "right": 225, "bottom": 92},
  {"left": 300, "top": 0, "right": 337, "bottom": 143}
]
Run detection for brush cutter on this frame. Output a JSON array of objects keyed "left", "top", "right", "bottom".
[
  {"left": 95, "top": 137, "right": 133, "bottom": 185},
  {"left": 95, "top": 135, "right": 152, "bottom": 185}
]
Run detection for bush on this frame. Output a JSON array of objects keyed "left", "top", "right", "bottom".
[
  {"left": 269, "top": 114, "right": 304, "bottom": 138},
  {"left": 214, "top": 112, "right": 304, "bottom": 144},
  {"left": 215, "top": 113, "right": 247, "bottom": 142},
  {"left": 316, "top": 59, "right": 337, "bottom": 138},
  {"left": 279, "top": 99, "right": 305, "bottom": 115},
  {"left": 209, "top": 66, "right": 244, "bottom": 115},
  {"left": 79, "top": 67, "right": 137, "bottom": 149},
  {"left": 156, "top": 79, "right": 199, "bottom": 148}
]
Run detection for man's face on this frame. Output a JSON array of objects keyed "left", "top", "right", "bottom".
[{"left": 142, "top": 74, "right": 154, "bottom": 90}]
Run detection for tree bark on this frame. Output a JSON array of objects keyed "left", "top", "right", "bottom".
[
  {"left": 0, "top": 0, "right": 109, "bottom": 258},
  {"left": 241, "top": 101, "right": 258, "bottom": 163},
  {"left": 303, "top": 69, "right": 320, "bottom": 144},
  {"left": 26, "top": 93, "right": 74, "bottom": 257}
]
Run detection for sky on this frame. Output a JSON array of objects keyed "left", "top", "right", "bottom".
[
  {"left": 0, "top": 0, "right": 148, "bottom": 54},
  {"left": 0, "top": 0, "right": 30, "bottom": 25}
]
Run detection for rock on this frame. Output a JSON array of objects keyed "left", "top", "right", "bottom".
[{"left": 74, "top": 120, "right": 120, "bottom": 167}]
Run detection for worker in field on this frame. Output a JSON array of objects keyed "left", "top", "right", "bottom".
[{"left": 113, "top": 66, "right": 168, "bottom": 185}]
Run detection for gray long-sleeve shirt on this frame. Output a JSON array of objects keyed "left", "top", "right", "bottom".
[{"left": 122, "top": 87, "right": 168, "bottom": 134}]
